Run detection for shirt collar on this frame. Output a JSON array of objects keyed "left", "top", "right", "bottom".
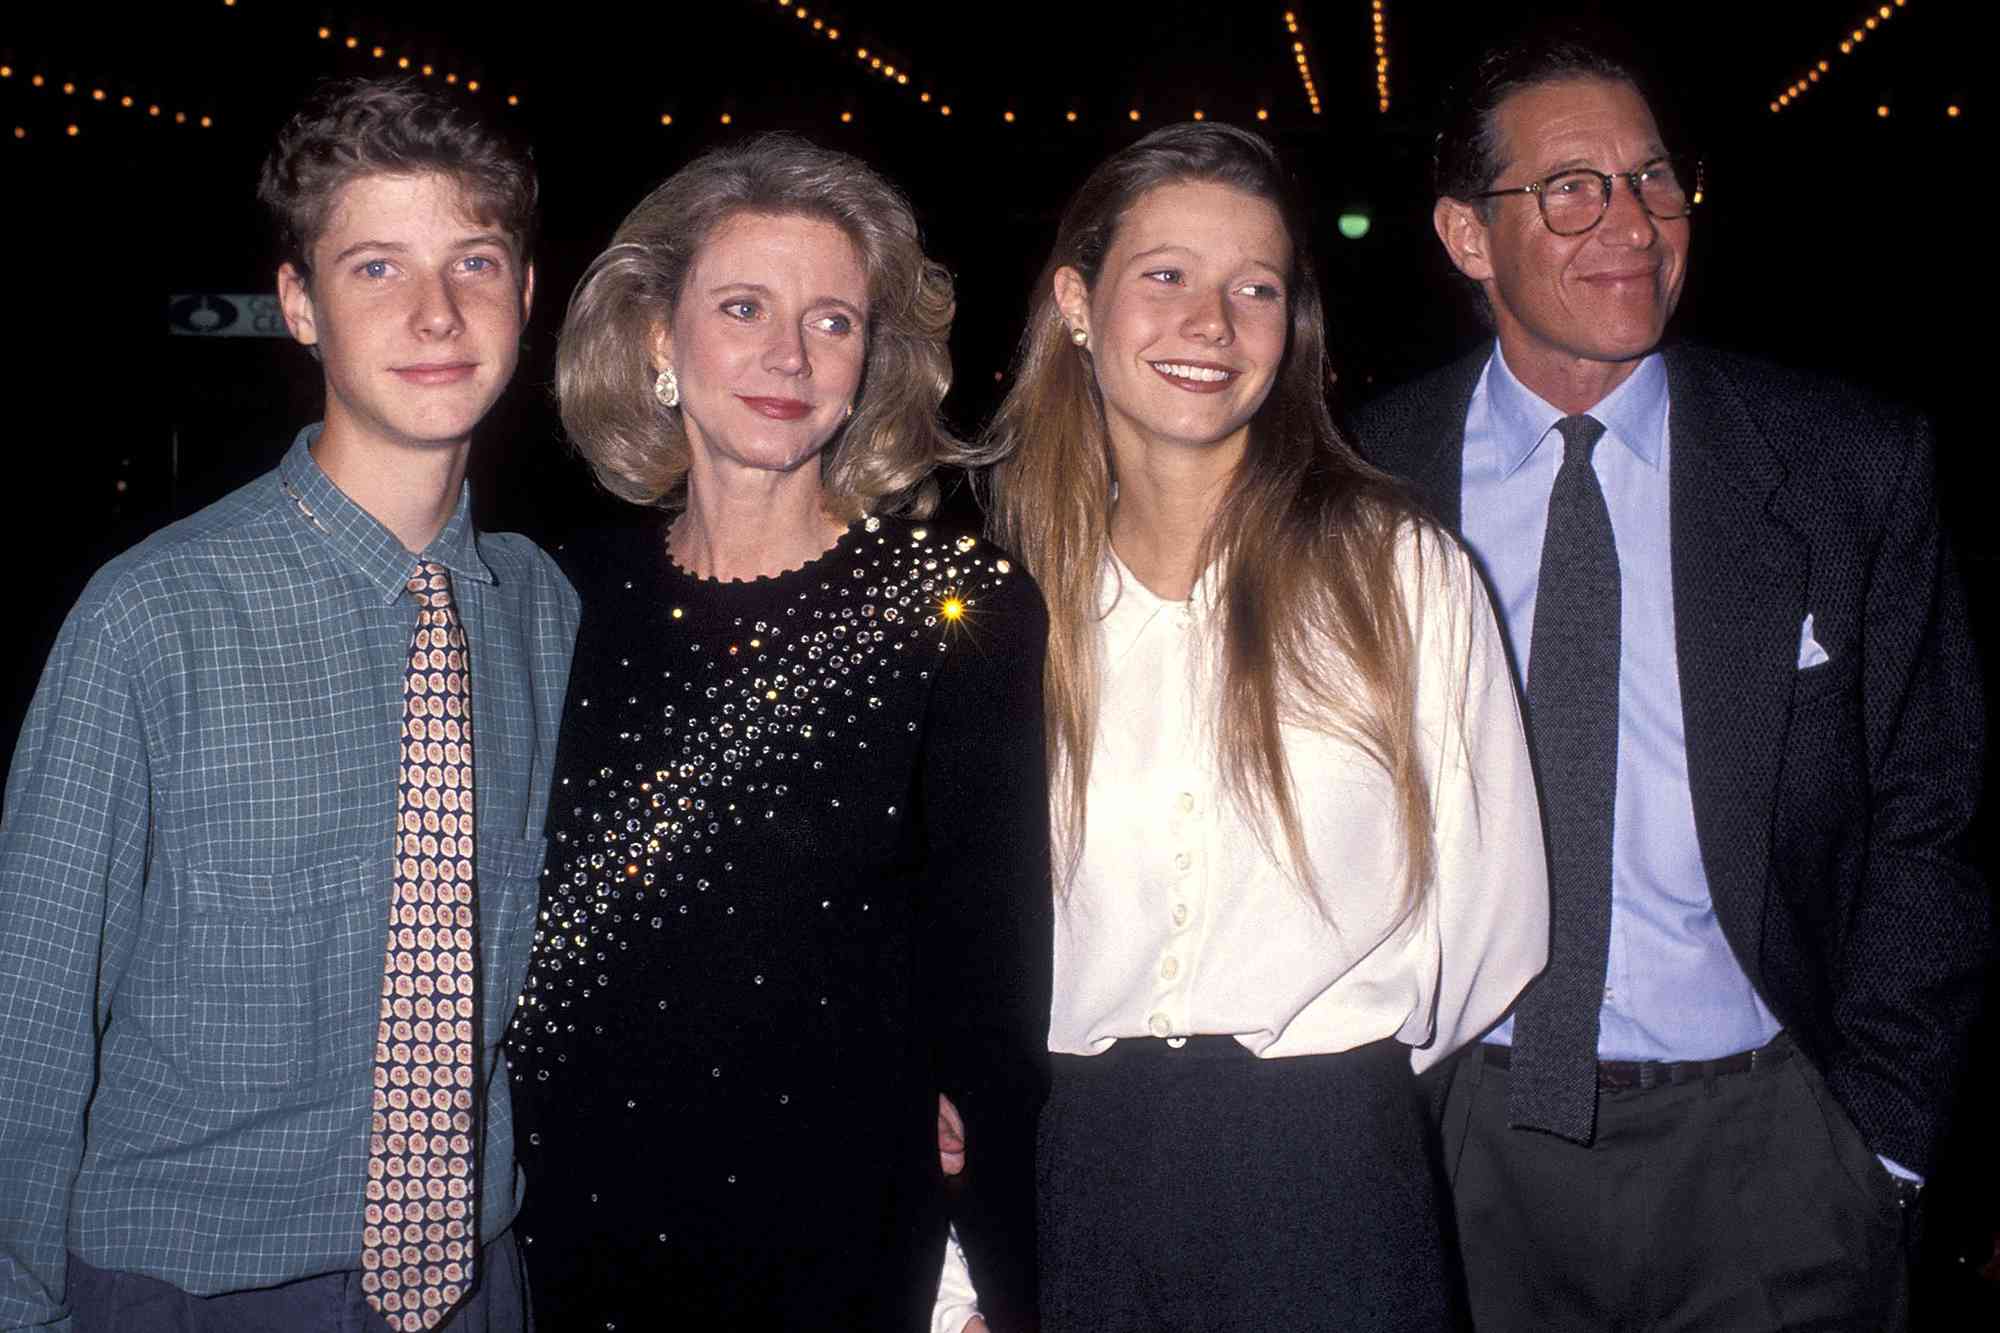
[
  {"left": 276, "top": 425, "right": 494, "bottom": 605},
  {"left": 1484, "top": 341, "right": 1669, "bottom": 479},
  {"left": 1098, "top": 543, "right": 1217, "bottom": 648}
]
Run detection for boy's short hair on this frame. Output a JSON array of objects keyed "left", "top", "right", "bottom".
[{"left": 258, "top": 76, "right": 538, "bottom": 278}]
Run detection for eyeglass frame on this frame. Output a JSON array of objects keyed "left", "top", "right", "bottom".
[{"left": 1467, "top": 155, "right": 1704, "bottom": 236}]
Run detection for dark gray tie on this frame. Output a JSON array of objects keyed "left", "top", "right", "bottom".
[{"left": 1509, "top": 413, "right": 1619, "bottom": 1144}]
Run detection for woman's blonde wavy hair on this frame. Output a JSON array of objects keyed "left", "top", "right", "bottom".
[
  {"left": 557, "top": 133, "right": 967, "bottom": 519},
  {"left": 984, "top": 122, "right": 1450, "bottom": 916}
]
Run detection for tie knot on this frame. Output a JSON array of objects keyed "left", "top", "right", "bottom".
[
  {"left": 406, "top": 560, "right": 452, "bottom": 607},
  {"left": 1555, "top": 413, "right": 1607, "bottom": 463}
]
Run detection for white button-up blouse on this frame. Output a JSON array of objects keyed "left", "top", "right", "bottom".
[{"left": 1047, "top": 525, "right": 1548, "bottom": 1072}]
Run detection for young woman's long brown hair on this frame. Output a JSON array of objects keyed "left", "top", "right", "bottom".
[{"left": 983, "top": 122, "right": 1454, "bottom": 914}]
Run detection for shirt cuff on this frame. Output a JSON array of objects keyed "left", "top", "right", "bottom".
[{"left": 932, "top": 1223, "right": 982, "bottom": 1333}]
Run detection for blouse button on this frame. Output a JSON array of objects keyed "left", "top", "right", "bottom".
[
  {"left": 1160, "top": 956, "right": 1180, "bottom": 981},
  {"left": 1173, "top": 851, "right": 1191, "bottom": 872},
  {"left": 1171, "top": 903, "right": 1189, "bottom": 928},
  {"left": 1147, "top": 1012, "right": 1172, "bottom": 1038},
  {"left": 1177, "top": 791, "right": 1196, "bottom": 815}
]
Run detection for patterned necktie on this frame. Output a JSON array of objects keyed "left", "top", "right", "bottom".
[
  {"left": 1508, "top": 414, "right": 1620, "bottom": 1144},
  {"left": 363, "top": 561, "right": 480, "bottom": 1331}
]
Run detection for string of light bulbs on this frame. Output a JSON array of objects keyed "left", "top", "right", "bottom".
[
  {"left": 314, "top": 26, "right": 520, "bottom": 107},
  {"left": 1369, "top": 0, "right": 1390, "bottom": 113},
  {"left": 1769, "top": 0, "right": 1906, "bottom": 114},
  {"left": 1, "top": 60, "right": 215, "bottom": 141},
  {"left": 1283, "top": 11, "right": 1320, "bottom": 115}
]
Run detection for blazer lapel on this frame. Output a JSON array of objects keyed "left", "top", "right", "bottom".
[{"left": 1666, "top": 345, "right": 1812, "bottom": 969}]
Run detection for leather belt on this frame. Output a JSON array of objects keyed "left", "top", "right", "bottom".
[{"left": 1480, "top": 1034, "right": 1792, "bottom": 1092}]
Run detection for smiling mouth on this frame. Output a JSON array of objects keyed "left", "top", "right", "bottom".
[
  {"left": 392, "top": 363, "right": 478, "bottom": 385},
  {"left": 1578, "top": 269, "right": 1659, "bottom": 286},
  {"left": 1148, "top": 361, "right": 1239, "bottom": 392},
  {"left": 737, "top": 395, "right": 813, "bottom": 420}
]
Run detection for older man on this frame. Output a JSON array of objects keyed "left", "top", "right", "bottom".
[{"left": 1357, "top": 30, "right": 1987, "bottom": 1330}]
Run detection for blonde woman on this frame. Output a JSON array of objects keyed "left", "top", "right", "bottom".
[
  {"left": 507, "top": 136, "right": 1049, "bottom": 1331},
  {"left": 980, "top": 123, "right": 1549, "bottom": 1330}
]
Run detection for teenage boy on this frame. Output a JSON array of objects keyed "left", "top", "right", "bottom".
[{"left": 0, "top": 78, "right": 576, "bottom": 1333}]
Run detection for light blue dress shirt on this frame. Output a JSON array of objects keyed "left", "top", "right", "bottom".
[{"left": 1462, "top": 345, "right": 1782, "bottom": 1063}]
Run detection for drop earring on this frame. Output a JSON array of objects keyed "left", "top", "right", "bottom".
[
  {"left": 653, "top": 366, "right": 680, "bottom": 408},
  {"left": 1069, "top": 327, "right": 1089, "bottom": 348}
]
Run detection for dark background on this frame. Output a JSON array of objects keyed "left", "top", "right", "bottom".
[{"left": 3, "top": 0, "right": 1992, "bottom": 1319}]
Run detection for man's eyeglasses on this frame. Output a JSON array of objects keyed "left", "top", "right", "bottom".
[{"left": 1470, "top": 155, "right": 1704, "bottom": 237}]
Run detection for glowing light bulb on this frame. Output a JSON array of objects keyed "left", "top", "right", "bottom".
[
  {"left": 940, "top": 597, "right": 965, "bottom": 621},
  {"left": 840, "top": 111, "right": 852, "bottom": 123},
  {"left": 467, "top": 80, "right": 480, "bottom": 92},
  {"left": 66, "top": 123, "right": 78, "bottom": 136},
  {"left": 1877, "top": 104, "right": 1890, "bottom": 117},
  {"left": 1065, "top": 110, "right": 1077, "bottom": 122},
  {"left": 1002, "top": 110, "right": 1014, "bottom": 122},
  {"left": 1947, "top": 104, "right": 1961, "bottom": 117},
  {"left": 660, "top": 113, "right": 673, "bottom": 125},
  {"left": 317, "top": 26, "right": 331, "bottom": 38},
  {"left": 720, "top": 113, "right": 732, "bottom": 124},
  {"left": 507, "top": 94, "right": 520, "bottom": 107},
  {"left": 1128, "top": 109, "right": 1140, "bottom": 121},
  {"left": 940, "top": 105, "right": 951, "bottom": 116},
  {"left": 200, "top": 115, "right": 212, "bottom": 127},
  {"left": 1192, "top": 109, "right": 1205, "bottom": 120}
]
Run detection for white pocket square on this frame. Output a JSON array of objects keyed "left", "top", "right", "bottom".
[{"left": 1798, "top": 613, "right": 1830, "bottom": 669}]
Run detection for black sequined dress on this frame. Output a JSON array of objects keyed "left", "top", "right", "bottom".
[{"left": 508, "top": 515, "right": 1051, "bottom": 1332}]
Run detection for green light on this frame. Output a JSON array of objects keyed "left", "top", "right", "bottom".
[{"left": 1337, "top": 212, "right": 1371, "bottom": 240}]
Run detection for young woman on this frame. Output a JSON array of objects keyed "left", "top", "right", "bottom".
[
  {"left": 508, "top": 136, "right": 1049, "bottom": 1332},
  {"left": 979, "top": 123, "right": 1549, "bottom": 1330}
]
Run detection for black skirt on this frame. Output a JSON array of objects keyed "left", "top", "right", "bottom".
[{"left": 1038, "top": 1036, "right": 1461, "bottom": 1332}]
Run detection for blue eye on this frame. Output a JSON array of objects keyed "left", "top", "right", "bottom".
[
  {"left": 1143, "top": 269, "right": 1183, "bottom": 286},
  {"left": 813, "top": 313, "right": 855, "bottom": 335},
  {"left": 723, "top": 300, "right": 758, "bottom": 319},
  {"left": 360, "top": 260, "right": 391, "bottom": 279},
  {"left": 461, "top": 255, "right": 496, "bottom": 273}
]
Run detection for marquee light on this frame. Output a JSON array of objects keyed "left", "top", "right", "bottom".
[
  {"left": 1370, "top": 1, "right": 1390, "bottom": 112},
  {"left": 1286, "top": 15, "right": 1320, "bottom": 115},
  {"left": 1769, "top": 0, "right": 1907, "bottom": 115},
  {"left": 316, "top": 27, "right": 518, "bottom": 106},
  {"left": 0, "top": 52, "right": 216, "bottom": 132}
]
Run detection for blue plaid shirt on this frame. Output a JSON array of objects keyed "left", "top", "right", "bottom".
[{"left": 0, "top": 428, "right": 577, "bottom": 1331}]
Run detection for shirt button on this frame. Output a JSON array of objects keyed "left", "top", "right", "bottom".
[
  {"left": 1160, "top": 956, "right": 1180, "bottom": 981},
  {"left": 1171, "top": 903, "right": 1189, "bottom": 927},
  {"left": 1173, "top": 851, "right": 1191, "bottom": 872},
  {"left": 1148, "top": 1012, "right": 1171, "bottom": 1038},
  {"left": 1177, "top": 791, "right": 1196, "bottom": 815}
]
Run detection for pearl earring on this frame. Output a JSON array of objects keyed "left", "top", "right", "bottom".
[
  {"left": 1070, "top": 327, "right": 1089, "bottom": 348},
  {"left": 653, "top": 366, "right": 680, "bottom": 408}
]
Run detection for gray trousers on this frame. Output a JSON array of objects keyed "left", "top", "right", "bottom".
[
  {"left": 67, "top": 1228, "right": 530, "bottom": 1333},
  {"left": 1439, "top": 1036, "right": 1909, "bottom": 1331}
]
